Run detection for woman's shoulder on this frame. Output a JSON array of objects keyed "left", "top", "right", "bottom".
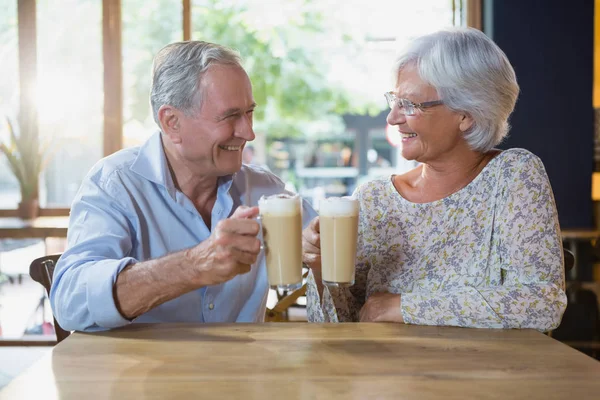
[
  {"left": 490, "top": 148, "right": 550, "bottom": 189},
  {"left": 494, "top": 148, "right": 545, "bottom": 169}
]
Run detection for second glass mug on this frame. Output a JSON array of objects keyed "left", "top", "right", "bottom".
[
  {"left": 319, "top": 196, "right": 359, "bottom": 287},
  {"left": 257, "top": 193, "right": 303, "bottom": 291}
]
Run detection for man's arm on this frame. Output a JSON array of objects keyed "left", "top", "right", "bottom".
[
  {"left": 114, "top": 206, "right": 260, "bottom": 319},
  {"left": 51, "top": 171, "right": 260, "bottom": 331}
]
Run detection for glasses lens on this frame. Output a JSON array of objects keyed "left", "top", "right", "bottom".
[
  {"left": 401, "top": 99, "right": 415, "bottom": 116},
  {"left": 384, "top": 93, "right": 394, "bottom": 109}
]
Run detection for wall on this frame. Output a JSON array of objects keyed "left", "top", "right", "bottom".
[{"left": 485, "top": 0, "right": 595, "bottom": 228}]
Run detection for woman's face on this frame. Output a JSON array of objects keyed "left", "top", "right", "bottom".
[{"left": 386, "top": 66, "right": 469, "bottom": 163}]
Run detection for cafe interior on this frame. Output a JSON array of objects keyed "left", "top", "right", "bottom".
[{"left": 1, "top": 0, "right": 600, "bottom": 398}]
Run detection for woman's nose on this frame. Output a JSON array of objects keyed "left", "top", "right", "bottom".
[{"left": 386, "top": 107, "right": 406, "bottom": 126}]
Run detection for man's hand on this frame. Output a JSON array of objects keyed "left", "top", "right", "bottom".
[
  {"left": 187, "top": 205, "right": 261, "bottom": 286},
  {"left": 359, "top": 292, "right": 404, "bottom": 323},
  {"left": 302, "top": 216, "right": 321, "bottom": 272}
]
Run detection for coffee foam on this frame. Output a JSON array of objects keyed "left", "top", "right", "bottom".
[
  {"left": 319, "top": 197, "right": 359, "bottom": 217},
  {"left": 259, "top": 195, "right": 300, "bottom": 216}
]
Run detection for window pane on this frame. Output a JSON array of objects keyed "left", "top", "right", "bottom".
[
  {"left": 122, "top": 0, "right": 183, "bottom": 147},
  {"left": 37, "top": 0, "right": 103, "bottom": 207},
  {"left": 0, "top": 0, "right": 19, "bottom": 208}
]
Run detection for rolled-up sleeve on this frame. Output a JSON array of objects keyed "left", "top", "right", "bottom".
[{"left": 50, "top": 170, "right": 139, "bottom": 331}]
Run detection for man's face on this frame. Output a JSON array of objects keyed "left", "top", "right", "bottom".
[{"left": 175, "top": 64, "right": 256, "bottom": 177}]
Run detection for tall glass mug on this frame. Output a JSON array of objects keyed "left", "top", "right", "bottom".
[
  {"left": 320, "top": 197, "right": 359, "bottom": 287},
  {"left": 258, "top": 193, "right": 303, "bottom": 291}
]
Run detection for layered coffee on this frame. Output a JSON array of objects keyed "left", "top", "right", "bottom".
[
  {"left": 258, "top": 194, "right": 303, "bottom": 291},
  {"left": 320, "top": 197, "right": 359, "bottom": 286}
]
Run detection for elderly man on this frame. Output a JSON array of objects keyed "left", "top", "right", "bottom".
[{"left": 51, "top": 41, "right": 315, "bottom": 331}]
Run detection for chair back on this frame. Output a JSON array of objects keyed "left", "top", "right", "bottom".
[
  {"left": 564, "top": 248, "right": 575, "bottom": 273},
  {"left": 265, "top": 284, "right": 306, "bottom": 322},
  {"left": 29, "top": 254, "right": 70, "bottom": 343}
]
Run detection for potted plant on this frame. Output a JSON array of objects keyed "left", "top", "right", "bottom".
[{"left": 0, "top": 115, "right": 52, "bottom": 220}]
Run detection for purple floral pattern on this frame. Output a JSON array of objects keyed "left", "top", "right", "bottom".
[{"left": 306, "top": 149, "right": 567, "bottom": 331}]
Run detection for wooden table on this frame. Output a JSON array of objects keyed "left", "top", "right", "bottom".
[
  {"left": 1, "top": 323, "right": 600, "bottom": 399},
  {"left": 0, "top": 217, "right": 69, "bottom": 239}
]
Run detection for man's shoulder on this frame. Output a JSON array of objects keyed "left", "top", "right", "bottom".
[
  {"left": 87, "top": 147, "right": 141, "bottom": 186},
  {"left": 239, "top": 163, "right": 286, "bottom": 189}
]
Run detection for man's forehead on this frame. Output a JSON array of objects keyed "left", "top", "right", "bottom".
[
  {"left": 198, "top": 65, "right": 254, "bottom": 112},
  {"left": 202, "top": 63, "right": 249, "bottom": 84}
]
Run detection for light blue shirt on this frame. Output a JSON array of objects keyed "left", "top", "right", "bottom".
[{"left": 50, "top": 132, "right": 316, "bottom": 331}]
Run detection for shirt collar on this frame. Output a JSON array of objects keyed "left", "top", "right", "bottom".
[{"left": 130, "top": 131, "right": 237, "bottom": 200}]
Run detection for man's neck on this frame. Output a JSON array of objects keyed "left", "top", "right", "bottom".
[{"left": 161, "top": 136, "right": 219, "bottom": 208}]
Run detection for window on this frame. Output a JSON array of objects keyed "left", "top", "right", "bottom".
[
  {"left": 36, "top": 0, "right": 103, "bottom": 207},
  {"left": 122, "top": 0, "right": 183, "bottom": 147},
  {"left": 0, "top": 0, "right": 20, "bottom": 209}
]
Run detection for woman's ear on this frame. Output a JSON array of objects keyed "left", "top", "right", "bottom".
[
  {"left": 458, "top": 113, "right": 474, "bottom": 133},
  {"left": 158, "top": 105, "right": 183, "bottom": 144}
]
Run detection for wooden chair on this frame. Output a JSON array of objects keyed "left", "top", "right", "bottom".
[
  {"left": 29, "top": 254, "right": 71, "bottom": 343},
  {"left": 265, "top": 284, "right": 307, "bottom": 322}
]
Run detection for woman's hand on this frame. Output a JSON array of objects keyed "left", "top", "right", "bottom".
[
  {"left": 302, "top": 216, "right": 325, "bottom": 297},
  {"left": 359, "top": 292, "right": 404, "bottom": 323},
  {"left": 302, "top": 216, "right": 321, "bottom": 272}
]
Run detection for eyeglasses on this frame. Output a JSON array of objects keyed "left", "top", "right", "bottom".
[{"left": 384, "top": 91, "right": 444, "bottom": 116}]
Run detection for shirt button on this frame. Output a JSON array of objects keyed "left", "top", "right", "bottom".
[{"left": 208, "top": 303, "right": 215, "bottom": 310}]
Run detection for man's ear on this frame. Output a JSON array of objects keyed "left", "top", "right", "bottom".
[
  {"left": 458, "top": 113, "right": 474, "bottom": 133},
  {"left": 158, "top": 105, "right": 182, "bottom": 144}
]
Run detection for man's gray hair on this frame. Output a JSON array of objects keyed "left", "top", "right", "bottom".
[
  {"left": 394, "top": 28, "right": 519, "bottom": 152},
  {"left": 150, "top": 41, "right": 243, "bottom": 125}
]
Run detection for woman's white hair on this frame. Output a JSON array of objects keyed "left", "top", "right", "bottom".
[
  {"left": 394, "top": 28, "right": 519, "bottom": 152},
  {"left": 150, "top": 41, "right": 243, "bottom": 125}
]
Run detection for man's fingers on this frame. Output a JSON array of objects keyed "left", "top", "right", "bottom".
[
  {"left": 236, "top": 262, "right": 252, "bottom": 275},
  {"left": 230, "top": 246, "right": 259, "bottom": 266},
  {"left": 231, "top": 205, "right": 260, "bottom": 219},
  {"left": 231, "top": 235, "right": 262, "bottom": 255},
  {"left": 218, "top": 218, "right": 260, "bottom": 236}
]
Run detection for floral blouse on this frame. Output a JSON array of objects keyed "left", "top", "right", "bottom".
[{"left": 306, "top": 148, "right": 567, "bottom": 331}]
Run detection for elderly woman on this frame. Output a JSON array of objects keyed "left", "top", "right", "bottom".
[{"left": 302, "top": 28, "right": 567, "bottom": 331}]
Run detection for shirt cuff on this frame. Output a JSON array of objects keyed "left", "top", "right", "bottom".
[{"left": 85, "top": 257, "right": 137, "bottom": 328}]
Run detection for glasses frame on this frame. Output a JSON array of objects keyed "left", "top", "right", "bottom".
[{"left": 384, "top": 91, "right": 444, "bottom": 116}]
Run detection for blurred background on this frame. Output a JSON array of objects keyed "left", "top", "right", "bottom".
[{"left": 0, "top": 0, "right": 599, "bottom": 376}]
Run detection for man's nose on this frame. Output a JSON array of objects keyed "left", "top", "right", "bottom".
[{"left": 236, "top": 114, "right": 255, "bottom": 141}]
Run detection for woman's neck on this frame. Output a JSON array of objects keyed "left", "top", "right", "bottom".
[
  {"left": 400, "top": 148, "right": 498, "bottom": 203},
  {"left": 419, "top": 151, "right": 488, "bottom": 190}
]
